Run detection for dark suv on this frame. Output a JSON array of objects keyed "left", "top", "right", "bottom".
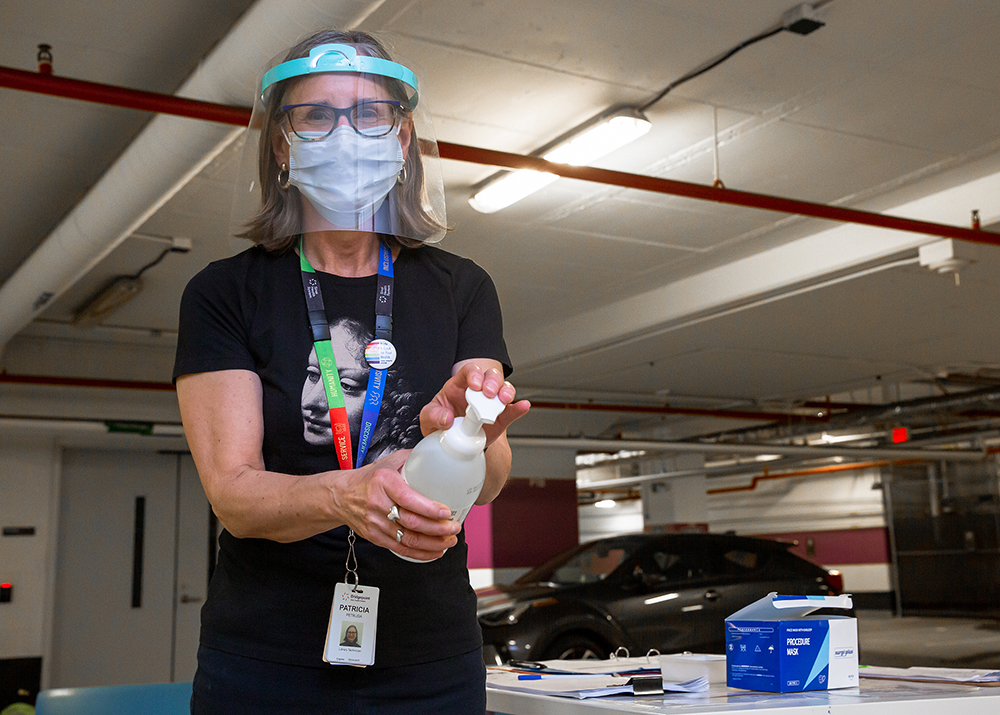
[{"left": 477, "top": 532, "right": 844, "bottom": 663}]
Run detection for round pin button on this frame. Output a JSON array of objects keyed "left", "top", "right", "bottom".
[{"left": 365, "top": 339, "right": 396, "bottom": 370}]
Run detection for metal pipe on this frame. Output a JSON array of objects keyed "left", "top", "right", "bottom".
[
  {"left": 0, "top": 65, "right": 252, "bottom": 125},
  {"left": 881, "top": 467, "right": 904, "bottom": 617},
  {"left": 2, "top": 65, "right": 997, "bottom": 248},
  {"left": 527, "top": 399, "right": 827, "bottom": 423},
  {"left": 436, "top": 143, "right": 1000, "bottom": 247},
  {"left": 507, "top": 436, "right": 985, "bottom": 461},
  {"left": 704, "top": 384, "right": 1000, "bottom": 443},
  {"left": 0, "top": 372, "right": 176, "bottom": 391},
  {"left": 706, "top": 460, "right": 894, "bottom": 495}
]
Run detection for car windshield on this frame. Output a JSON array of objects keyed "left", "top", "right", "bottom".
[{"left": 517, "top": 540, "right": 634, "bottom": 585}]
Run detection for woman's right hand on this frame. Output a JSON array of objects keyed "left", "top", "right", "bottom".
[{"left": 324, "top": 449, "right": 460, "bottom": 561}]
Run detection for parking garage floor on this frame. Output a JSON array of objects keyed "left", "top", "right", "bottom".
[{"left": 857, "top": 610, "right": 1000, "bottom": 669}]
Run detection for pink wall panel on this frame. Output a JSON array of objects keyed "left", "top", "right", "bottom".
[{"left": 464, "top": 503, "right": 494, "bottom": 569}]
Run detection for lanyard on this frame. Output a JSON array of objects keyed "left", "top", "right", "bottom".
[{"left": 299, "top": 237, "right": 394, "bottom": 470}]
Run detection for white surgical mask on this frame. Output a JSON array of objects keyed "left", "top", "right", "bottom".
[{"left": 288, "top": 126, "right": 404, "bottom": 228}]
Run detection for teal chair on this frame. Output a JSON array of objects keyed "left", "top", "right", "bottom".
[{"left": 34, "top": 682, "right": 192, "bottom": 715}]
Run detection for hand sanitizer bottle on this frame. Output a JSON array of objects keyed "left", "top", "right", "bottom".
[{"left": 396, "top": 387, "right": 505, "bottom": 562}]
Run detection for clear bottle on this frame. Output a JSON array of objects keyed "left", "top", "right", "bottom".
[{"left": 396, "top": 387, "right": 505, "bottom": 562}]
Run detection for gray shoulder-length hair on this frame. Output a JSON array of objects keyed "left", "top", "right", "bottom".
[{"left": 238, "top": 29, "right": 445, "bottom": 252}]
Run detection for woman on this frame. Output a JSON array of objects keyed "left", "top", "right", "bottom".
[
  {"left": 174, "top": 29, "right": 529, "bottom": 714},
  {"left": 340, "top": 624, "right": 362, "bottom": 648}
]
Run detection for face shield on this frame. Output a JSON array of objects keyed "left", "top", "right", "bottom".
[{"left": 232, "top": 43, "right": 447, "bottom": 248}]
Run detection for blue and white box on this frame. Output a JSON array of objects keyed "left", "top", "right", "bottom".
[{"left": 725, "top": 592, "right": 858, "bottom": 693}]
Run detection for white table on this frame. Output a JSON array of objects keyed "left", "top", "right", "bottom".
[{"left": 487, "top": 679, "right": 1000, "bottom": 715}]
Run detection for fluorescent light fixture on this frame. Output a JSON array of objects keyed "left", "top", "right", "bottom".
[
  {"left": 817, "top": 432, "right": 868, "bottom": 444},
  {"left": 594, "top": 499, "right": 617, "bottom": 509},
  {"left": 469, "top": 107, "right": 651, "bottom": 213},
  {"left": 543, "top": 112, "right": 652, "bottom": 166},
  {"left": 72, "top": 276, "right": 144, "bottom": 327},
  {"left": 468, "top": 170, "right": 558, "bottom": 214}
]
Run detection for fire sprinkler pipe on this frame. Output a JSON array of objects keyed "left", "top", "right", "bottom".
[
  {"left": 0, "top": 66, "right": 251, "bottom": 125},
  {"left": 526, "top": 399, "right": 828, "bottom": 423},
  {"left": 1, "top": 66, "right": 997, "bottom": 248},
  {"left": 507, "top": 436, "right": 985, "bottom": 462},
  {"left": 0, "top": 372, "right": 827, "bottom": 422},
  {"left": 584, "top": 459, "right": 895, "bottom": 492}
]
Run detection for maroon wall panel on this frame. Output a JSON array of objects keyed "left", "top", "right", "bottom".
[
  {"left": 490, "top": 479, "right": 579, "bottom": 569},
  {"left": 753, "top": 527, "right": 890, "bottom": 565}
]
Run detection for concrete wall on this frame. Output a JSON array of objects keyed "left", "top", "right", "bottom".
[{"left": 0, "top": 434, "right": 60, "bottom": 659}]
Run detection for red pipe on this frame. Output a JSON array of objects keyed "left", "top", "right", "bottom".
[
  {"left": 0, "top": 372, "right": 176, "bottom": 392},
  {"left": 0, "top": 373, "right": 822, "bottom": 422},
  {"left": 2, "top": 64, "right": 997, "bottom": 247},
  {"left": 0, "top": 65, "right": 252, "bottom": 126},
  {"left": 438, "top": 143, "right": 999, "bottom": 248},
  {"left": 528, "top": 399, "right": 828, "bottom": 423}
]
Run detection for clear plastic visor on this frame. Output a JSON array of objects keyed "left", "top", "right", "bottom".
[{"left": 232, "top": 67, "right": 446, "bottom": 249}]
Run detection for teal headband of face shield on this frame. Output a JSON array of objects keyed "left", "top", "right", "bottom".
[{"left": 260, "top": 43, "right": 419, "bottom": 108}]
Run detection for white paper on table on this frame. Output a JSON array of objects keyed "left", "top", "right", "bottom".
[
  {"left": 859, "top": 666, "right": 1000, "bottom": 683},
  {"left": 486, "top": 671, "right": 708, "bottom": 699}
]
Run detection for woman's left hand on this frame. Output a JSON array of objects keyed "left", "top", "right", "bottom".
[{"left": 419, "top": 359, "right": 530, "bottom": 446}]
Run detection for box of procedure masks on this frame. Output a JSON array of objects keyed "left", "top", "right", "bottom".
[{"left": 725, "top": 592, "right": 858, "bottom": 693}]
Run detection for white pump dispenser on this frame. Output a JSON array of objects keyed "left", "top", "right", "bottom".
[{"left": 396, "top": 387, "right": 505, "bottom": 562}]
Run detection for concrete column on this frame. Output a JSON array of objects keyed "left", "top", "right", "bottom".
[{"left": 640, "top": 453, "right": 708, "bottom": 532}]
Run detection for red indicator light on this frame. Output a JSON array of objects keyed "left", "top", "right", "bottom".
[
  {"left": 0, "top": 583, "right": 11, "bottom": 589},
  {"left": 891, "top": 427, "right": 909, "bottom": 444}
]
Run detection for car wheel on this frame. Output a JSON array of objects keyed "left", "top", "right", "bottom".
[{"left": 544, "top": 634, "right": 609, "bottom": 660}]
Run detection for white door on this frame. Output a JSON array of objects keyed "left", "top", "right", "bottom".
[{"left": 49, "top": 449, "right": 209, "bottom": 687}]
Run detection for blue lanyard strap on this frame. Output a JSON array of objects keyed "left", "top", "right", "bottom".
[{"left": 357, "top": 242, "right": 394, "bottom": 468}]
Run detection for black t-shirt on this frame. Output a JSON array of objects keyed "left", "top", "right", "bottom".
[{"left": 173, "top": 243, "right": 511, "bottom": 668}]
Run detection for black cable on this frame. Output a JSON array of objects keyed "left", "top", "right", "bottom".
[
  {"left": 639, "top": 25, "right": 784, "bottom": 112},
  {"left": 129, "top": 247, "right": 171, "bottom": 280}
]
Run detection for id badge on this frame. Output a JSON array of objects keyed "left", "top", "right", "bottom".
[{"left": 324, "top": 582, "right": 379, "bottom": 666}]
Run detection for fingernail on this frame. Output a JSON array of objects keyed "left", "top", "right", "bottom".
[{"left": 440, "top": 508, "right": 452, "bottom": 519}]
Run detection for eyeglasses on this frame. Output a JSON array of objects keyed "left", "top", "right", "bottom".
[{"left": 281, "top": 100, "right": 404, "bottom": 140}]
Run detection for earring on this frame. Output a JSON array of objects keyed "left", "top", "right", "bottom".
[
  {"left": 277, "top": 162, "right": 290, "bottom": 190},
  {"left": 397, "top": 160, "right": 407, "bottom": 185}
]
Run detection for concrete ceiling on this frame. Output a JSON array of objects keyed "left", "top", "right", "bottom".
[{"left": 2, "top": 0, "right": 999, "bottom": 457}]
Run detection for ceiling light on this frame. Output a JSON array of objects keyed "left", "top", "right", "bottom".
[
  {"left": 543, "top": 111, "right": 652, "bottom": 166},
  {"left": 594, "top": 499, "right": 617, "bottom": 509},
  {"left": 72, "top": 276, "right": 144, "bottom": 327},
  {"left": 468, "top": 170, "right": 559, "bottom": 214},
  {"left": 469, "top": 107, "right": 651, "bottom": 213},
  {"left": 71, "top": 236, "right": 190, "bottom": 328},
  {"left": 817, "top": 432, "right": 869, "bottom": 444}
]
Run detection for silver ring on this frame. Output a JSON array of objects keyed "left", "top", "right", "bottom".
[
  {"left": 395, "top": 528, "right": 404, "bottom": 544},
  {"left": 387, "top": 505, "right": 400, "bottom": 523}
]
